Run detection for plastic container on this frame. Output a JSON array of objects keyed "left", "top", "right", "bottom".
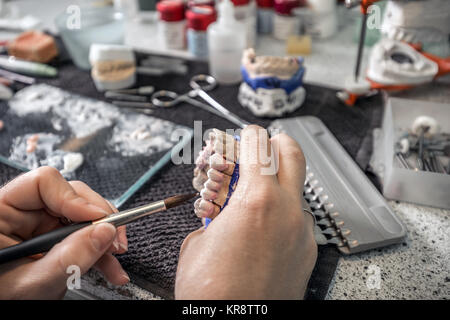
[
  {"left": 156, "top": 0, "right": 186, "bottom": 50},
  {"left": 273, "top": 0, "right": 300, "bottom": 40},
  {"left": 293, "top": 0, "right": 337, "bottom": 39},
  {"left": 207, "top": 0, "right": 246, "bottom": 84},
  {"left": 231, "top": 0, "right": 257, "bottom": 48},
  {"left": 55, "top": 6, "right": 125, "bottom": 70},
  {"left": 256, "top": 0, "right": 274, "bottom": 34},
  {"left": 371, "top": 98, "right": 450, "bottom": 209},
  {"left": 186, "top": 5, "right": 217, "bottom": 58}
]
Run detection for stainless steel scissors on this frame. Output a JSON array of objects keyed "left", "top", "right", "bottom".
[{"left": 151, "top": 74, "right": 249, "bottom": 128}]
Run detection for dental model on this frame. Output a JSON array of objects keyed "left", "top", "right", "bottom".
[
  {"left": 192, "top": 128, "right": 327, "bottom": 245},
  {"left": 89, "top": 44, "right": 136, "bottom": 91},
  {"left": 192, "top": 129, "right": 239, "bottom": 220},
  {"left": 238, "top": 48, "right": 306, "bottom": 117}
]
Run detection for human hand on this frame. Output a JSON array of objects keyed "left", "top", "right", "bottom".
[
  {"left": 175, "top": 125, "right": 317, "bottom": 299},
  {"left": 0, "top": 166, "right": 129, "bottom": 299}
]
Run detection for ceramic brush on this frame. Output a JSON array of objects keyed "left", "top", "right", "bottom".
[{"left": 0, "top": 192, "right": 198, "bottom": 264}]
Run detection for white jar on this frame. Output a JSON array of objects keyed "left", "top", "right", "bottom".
[
  {"left": 294, "top": 0, "right": 337, "bottom": 39},
  {"left": 273, "top": 0, "right": 300, "bottom": 41},
  {"left": 156, "top": 0, "right": 186, "bottom": 49},
  {"left": 273, "top": 14, "right": 299, "bottom": 40}
]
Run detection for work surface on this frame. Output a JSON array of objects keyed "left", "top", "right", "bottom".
[{"left": 1, "top": 0, "right": 450, "bottom": 300}]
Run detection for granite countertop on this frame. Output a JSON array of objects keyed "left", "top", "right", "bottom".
[{"left": 327, "top": 201, "right": 450, "bottom": 299}]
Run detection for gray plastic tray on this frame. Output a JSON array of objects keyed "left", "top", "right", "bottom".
[{"left": 270, "top": 116, "right": 406, "bottom": 254}]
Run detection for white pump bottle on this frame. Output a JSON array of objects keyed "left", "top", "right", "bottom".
[{"left": 207, "top": 0, "right": 246, "bottom": 84}]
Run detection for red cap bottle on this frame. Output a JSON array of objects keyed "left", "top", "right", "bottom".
[
  {"left": 257, "top": 0, "right": 274, "bottom": 8},
  {"left": 274, "top": 0, "right": 300, "bottom": 15},
  {"left": 156, "top": 0, "right": 185, "bottom": 22},
  {"left": 186, "top": 5, "right": 217, "bottom": 31}
]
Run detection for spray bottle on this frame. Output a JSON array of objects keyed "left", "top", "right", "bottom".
[{"left": 207, "top": 0, "right": 246, "bottom": 84}]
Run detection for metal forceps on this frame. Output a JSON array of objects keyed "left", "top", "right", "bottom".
[{"left": 151, "top": 74, "right": 249, "bottom": 129}]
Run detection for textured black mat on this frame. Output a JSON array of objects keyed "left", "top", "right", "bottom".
[{"left": 0, "top": 38, "right": 384, "bottom": 299}]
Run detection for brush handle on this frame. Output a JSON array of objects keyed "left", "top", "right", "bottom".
[{"left": 0, "top": 221, "right": 91, "bottom": 264}]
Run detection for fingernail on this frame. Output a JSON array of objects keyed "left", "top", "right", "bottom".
[
  {"left": 90, "top": 223, "right": 116, "bottom": 252},
  {"left": 87, "top": 204, "right": 110, "bottom": 217},
  {"left": 112, "top": 240, "right": 119, "bottom": 251},
  {"left": 119, "top": 242, "right": 128, "bottom": 252},
  {"left": 122, "top": 271, "right": 130, "bottom": 283}
]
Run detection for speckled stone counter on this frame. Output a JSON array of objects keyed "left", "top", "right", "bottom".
[{"left": 326, "top": 201, "right": 450, "bottom": 300}]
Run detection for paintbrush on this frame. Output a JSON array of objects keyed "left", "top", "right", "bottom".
[{"left": 0, "top": 192, "right": 198, "bottom": 264}]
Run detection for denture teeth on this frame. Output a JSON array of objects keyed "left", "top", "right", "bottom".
[{"left": 192, "top": 129, "right": 240, "bottom": 220}]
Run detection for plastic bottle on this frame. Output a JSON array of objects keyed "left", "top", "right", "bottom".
[
  {"left": 186, "top": 5, "right": 217, "bottom": 59},
  {"left": 207, "top": 0, "right": 246, "bottom": 84}
]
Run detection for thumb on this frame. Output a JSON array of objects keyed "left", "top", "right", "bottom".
[{"left": 27, "top": 223, "right": 116, "bottom": 298}]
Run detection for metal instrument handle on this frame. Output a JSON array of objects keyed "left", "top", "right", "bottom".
[
  {"left": 151, "top": 90, "right": 180, "bottom": 107},
  {"left": 196, "top": 89, "right": 249, "bottom": 129}
]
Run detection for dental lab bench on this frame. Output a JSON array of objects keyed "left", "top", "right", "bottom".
[{"left": 0, "top": 0, "right": 449, "bottom": 300}]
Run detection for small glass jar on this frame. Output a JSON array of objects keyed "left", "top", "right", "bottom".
[
  {"left": 273, "top": 0, "right": 300, "bottom": 40},
  {"left": 156, "top": 0, "right": 186, "bottom": 50},
  {"left": 186, "top": 5, "right": 217, "bottom": 58}
]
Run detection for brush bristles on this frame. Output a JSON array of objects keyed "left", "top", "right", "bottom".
[{"left": 164, "top": 192, "right": 199, "bottom": 209}]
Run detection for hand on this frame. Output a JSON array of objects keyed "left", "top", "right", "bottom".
[
  {"left": 0, "top": 166, "right": 129, "bottom": 299},
  {"left": 175, "top": 125, "right": 317, "bottom": 299}
]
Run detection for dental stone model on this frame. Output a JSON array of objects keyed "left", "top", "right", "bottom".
[
  {"left": 238, "top": 48, "right": 306, "bottom": 117},
  {"left": 192, "top": 128, "right": 326, "bottom": 244},
  {"left": 192, "top": 129, "right": 239, "bottom": 220}
]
